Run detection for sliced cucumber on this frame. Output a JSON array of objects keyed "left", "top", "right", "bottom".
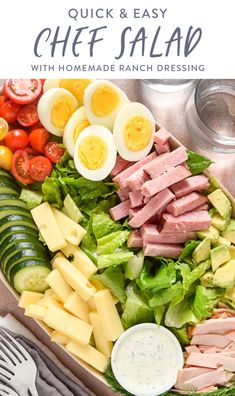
[
  {"left": 0, "top": 199, "right": 27, "bottom": 209},
  {"left": 4, "top": 249, "right": 49, "bottom": 280},
  {"left": 0, "top": 169, "right": 14, "bottom": 180},
  {"left": 0, "top": 186, "right": 19, "bottom": 196},
  {"left": 0, "top": 206, "right": 32, "bottom": 220},
  {"left": 11, "top": 262, "right": 51, "bottom": 293},
  {"left": 0, "top": 215, "right": 37, "bottom": 234},
  {"left": 0, "top": 177, "right": 19, "bottom": 190},
  {"left": 0, "top": 226, "right": 38, "bottom": 245},
  {"left": 1, "top": 237, "right": 47, "bottom": 261},
  {"left": 0, "top": 194, "right": 20, "bottom": 200}
]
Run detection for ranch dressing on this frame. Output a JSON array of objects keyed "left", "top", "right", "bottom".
[{"left": 111, "top": 324, "right": 183, "bottom": 396}]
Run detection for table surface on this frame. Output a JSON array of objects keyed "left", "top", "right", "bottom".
[{"left": 0, "top": 79, "right": 234, "bottom": 396}]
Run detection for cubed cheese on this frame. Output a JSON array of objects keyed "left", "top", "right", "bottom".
[
  {"left": 44, "top": 306, "right": 93, "bottom": 345},
  {"left": 93, "top": 289, "right": 124, "bottom": 341},
  {"left": 44, "top": 289, "right": 62, "bottom": 302},
  {"left": 37, "top": 295, "right": 63, "bottom": 309},
  {"left": 31, "top": 203, "right": 67, "bottom": 252},
  {"left": 52, "top": 208, "right": 86, "bottom": 246},
  {"left": 88, "top": 311, "right": 113, "bottom": 357},
  {"left": 64, "top": 291, "right": 90, "bottom": 322},
  {"left": 90, "top": 279, "right": 105, "bottom": 290},
  {"left": 46, "top": 269, "right": 72, "bottom": 303},
  {"left": 18, "top": 291, "right": 43, "bottom": 308},
  {"left": 61, "top": 243, "right": 97, "bottom": 278},
  {"left": 50, "top": 252, "right": 65, "bottom": 265},
  {"left": 66, "top": 340, "right": 108, "bottom": 372},
  {"left": 88, "top": 297, "right": 96, "bottom": 311},
  {"left": 25, "top": 304, "right": 47, "bottom": 320},
  {"left": 51, "top": 330, "right": 69, "bottom": 345},
  {"left": 53, "top": 256, "right": 96, "bottom": 301}
]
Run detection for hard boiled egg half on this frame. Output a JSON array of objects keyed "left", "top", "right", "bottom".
[
  {"left": 84, "top": 80, "right": 129, "bottom": 130},
  {"left": 74, "top": 125, "right": 117, "bottom": 181},
  {"left": 113, "top": 102, "right": 155, "bottom": 161},
  {"left": 63, "top": 106, "right": 90, "bottom": 157},
  {"left": 38, "top": 88, "right": 78, "bottom": 136},
  {"left": 43, "top": 79, "right": 93, "bottom": 105}
]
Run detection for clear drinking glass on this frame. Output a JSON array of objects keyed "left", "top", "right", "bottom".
[
  {"left": 143, "top": 79, "right": 194, "bottom": 92},
  {"left": 185, "top": 79, "right": 235, "bottom": 153}
]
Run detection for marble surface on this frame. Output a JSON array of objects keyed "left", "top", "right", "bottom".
[{"left": 0, "top": 79, "right": 234, "bottom": 396}]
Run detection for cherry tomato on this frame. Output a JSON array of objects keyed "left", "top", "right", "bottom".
[
  {"left": 5, "top": 129, "right": 29, "bottom": 152},
  {"left": 29, "top": 121, "right": 43, "bottom": 132},
  {"left": 17, "top": 104, "right": 39, "bottom": 127},
  {"left": 0, "top": 95, "right": 7, "bottom": 107},
  {"left": 4, "top": 79, "right": 42, "bottom": 105},
  {"left": 0, "top": 118, "right": 9, "bottom": 140},
  {"left": 25, "top": 147, "right": 39, "bottom": 157},
  {"left": 0, "top": 101, "right": 21, "bottom": 123},
  {"left": 0, "top": 145, "right": 13, "bottom": 170},
  {"left": 45, "top": 142, "right": 65, "bottom": 163},
  {"left": 11, "top": 149, "right": 34, "bottom": 184},
  {"left": 29, "top": 128, "right": 49, "bottom": 153},
  {"left": 29, "top": 156, "right": 52, "bottom": 181}
]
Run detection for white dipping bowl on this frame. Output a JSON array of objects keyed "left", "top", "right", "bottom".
[{"left": 111, "top": 323, "right": 184, "bottom": 396}]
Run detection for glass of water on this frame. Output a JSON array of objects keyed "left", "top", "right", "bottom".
[{"left": 185, "top": 79, "right": 235, "bottom": 153}]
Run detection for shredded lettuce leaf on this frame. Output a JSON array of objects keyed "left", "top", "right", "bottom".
[
  {"left": 122, "top": 287, "right": 154, "bottom": 329},
  {"left": 97, "top": 230, "right": 129, "bottom": 254},
  {"left": 137, "top": 259, "right": 176, "bottom": 292},
  {"left": 187, "top": 150, "right": 213, "bottom": 175},
  {"left": 92, "top": 213, "right": 122, "bottom": 239},
  {"left": 165, "top": 298, "right": 198, "bottom": 328},
  {"left": 149, "top": 282, "right": 183, "bottom": 308},
  {"left": 92, "top": 266, "right": 126, "bottom": 304},
  {"left": 97, "top": 251, "right": 134, "bottom": 270},
  {"left": 183, "top": 259, "right": 211, "bottom": 291}
]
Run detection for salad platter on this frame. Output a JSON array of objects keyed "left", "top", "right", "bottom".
[{"left": 0, "top": 79, "right": 235, "bottom": 395}]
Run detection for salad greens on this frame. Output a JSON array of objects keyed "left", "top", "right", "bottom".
[
  {"left": 186, "top": 150, "right": 213, "bottom": 175},
  {"left": 121, "top": 286, "right": 154, "bottom": 329},
  {"left": 92, "top": 266, "right": 126, "bottom": 304}
]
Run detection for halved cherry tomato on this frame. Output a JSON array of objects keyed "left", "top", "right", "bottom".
[
  {"left": 45, "top": 142, "right": 65, "bottom": 163},
  {"left": 5, "top": 129, "right": 29, "bottom": 152},
  {"left": 29, "top": 121, "right": 43, "bottom": 132},
  {"left": 0, "top": 101, "right": 21, "bottom": 123},
  {"left": 11, "top": 149, "right": 34, "bottom": 184},
  {"left": 0, "top": 145, "right": 13, "bottom": 170},
  {"left": 0, "top": 95, "right": 7, "bottom": 107},
  {"left": 29, "top": 128, "right": 49, "bottom": 153},
  {"left": 29, "top": 156, "right": 52, "bottom": 181},
  {"left": 4, "top": 79, "right": 42, "bottom": 105},
  {"left": 17, "top": 104, "right": 39, "bottom": 127},
  {"left": 0, "top": 118, "right": 9, "bottom": 140}
]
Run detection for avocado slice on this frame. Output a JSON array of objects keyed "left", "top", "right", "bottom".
[
  {"left": 211, "top": 213, "right": 230, "bottom": 232},
  {"left": 229, "top": 246, "right": 235, "bottom": 260},
  {"left": 218, "top": 236, "right": 231, "bottom": 247},
  {"left": 192, "top": 237, "right": 210, "bottom": 264},
  {"left": 208, "top": 189, "right": 232, "bottom": 219},
  {"left": 210, "top": 245, "right": 231, "bottom": 272},
  {"left": 197, "top": 226, "right": 219, "bottom": 245},
  {"left": 222, "top": 220, "right": 235, "bottom": 244},
  {"left": 200, "top": 271, "right": 214, "bottom": 288},
  {"left": 225, "top": 287, "right": 235, "bottom": 301},
  {"left": 213, "top": 260, "right": 235, "bottom": 288}
]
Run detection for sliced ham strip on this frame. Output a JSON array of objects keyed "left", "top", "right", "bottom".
[
  {"left": 161, "top": 211, "right": 211, "bottom": 233},
  {"left": 191, "top": 334, "right": 231, "bottom": 348},
  {"left": 143, "top": 243, "right": 183, "bottom": 258},
  {"left": 193, "top": 318, "right": 235, "bottom": 335},
  {"left": 129, "top": 206, "right": 143, "bottom": 219},
  {"left": 142, "top": 165, "right": 191, "bottom": 198},
  {"left": 223, "top": 342, "right": 235, "bottom": 352},
  {"left": 199, "top": 386, "right": 218, "bottom": 393},
  {"left": 171, "top": 174, "right": 210, "bottom": 198},
  {"left": 129, "top": 190, "right": 143, "bottom": 208},
  {"left": 117, "top": 187, "right": 130, "bottom": 202},
  {"left": 140, "top": 224, "right": 159, "bottom": 242},
  {"left": 154, "top": 142, "right": 171, "bottom": 154},
  {"left": 185, "top": 345, "right": 202, "bottom": 354},
  {"left": 176, "top": 367, "right": 212, "bottom": 385},
  {"left": 182, "top": 368, "right": 227, "bottom": 391},
  {"left": 128, "top": 188, "right": 175, "bottom": 228},
  {"left": 153, "top": 128, "right": 170, "bottom": 145},
  {"left": 110, "top": 156, "right": 132, "bottom": 177},
  {"left": 141, "top": 225, "right": 195, "bottom": 244},
  {"left": 166, "top": 192, "right": 208, "bottom": 217},
  {"left": 144, "top": 147, "right": 188, "bottom": 179},
  {"left": 127, "top": 231, "right": 143, "bottom": 248},
  {"left": 113, "top": 152, "right": 156, "bottom": 189},
  {"left": 186, "top": 352, "right": 235, "bottom": 371},
  {"left": 203, "top": 347, "right": 217, "bottom": 354},
  {"left": 126, "top": 169, "right": 149, "bottom": 191},
  {"left": 109, "top": 199, "right": 130, "bottom": 221},
  {"left": 195, "top": 202, "right": 209, "bottom": 211},
  {"left": 225, "top": 331, "right": 235, "bottom": 342},
  {"left": 197, "top": 345, "right": 223, "bottom": 353}
]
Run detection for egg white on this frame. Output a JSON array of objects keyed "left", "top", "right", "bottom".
[
  {"left": 84, "top": 80, "right": 129, "bottom": 130},
  {"left": 43, "top": 79, "right": 61, "bottom": 92},
  {"left": 38, "top": 88, "right": 78, "bottom": 137},
  {"left": 113, "top": 102, "right": 155, "bottom": 161},
  {"left": 63, "top": 106, "right": 89, "bottom": 158},
  {"left": 74, "top": 125, "right": 117, "bottom": 181}
]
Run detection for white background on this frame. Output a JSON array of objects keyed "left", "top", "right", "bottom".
[{"left": 0, "top": 0, "right": 235, "bottom": 78}]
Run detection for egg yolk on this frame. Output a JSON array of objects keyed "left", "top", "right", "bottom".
[
  {"left": 73, "top": 120, "right": 90, "bottom": 143},
  {"left": 78, "top": 136, "right": 107, "bottom": 170},
  {"left": 60, "top": 79, "right": 93, "bottom": 104},
  {"left": 51, "top": 96, "right": 75, "bottom": 131},
  {"left": 124, "top": 116, "right": 152, "bottom": 151},
  {"left": 91, "top": 85, "right": 119, "bottom": 117}
]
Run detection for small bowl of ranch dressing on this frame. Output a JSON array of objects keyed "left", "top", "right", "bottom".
[{"left": 111, "top": 323, "right": 184, "bottom": 396}]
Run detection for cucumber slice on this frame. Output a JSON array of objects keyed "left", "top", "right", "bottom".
[
  {"left": 0, "top": 199, "right": 27, "bottom": 209},
  {"left": 11, "top": 262, "right": 51, "bottom": 293},
  {"left": 4, "top": 249, "right": 49, "bottom": 281},
  {"left": 0, "top": 169, "right": 14, "bottom": 180},
  {"left": 0, "top": 194, "right": 20, "bottom": 200},
  {"left": 0, "top": 206, "right": 32, "bottom": 220},
  {"left": 0, "top": 226, "right": 38, "bottom": 245},
  {"left": 0, "top": 215, "right": 37, "bottom": 234},
  {"left": 0, "top": 178, "right": 19, "bottom": 193},
  {"left": 0, "top": 237, "right": 47, "bottom": 261},
  {"left": 0, "top": 187, "right": 19, "bottom": 196}
]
